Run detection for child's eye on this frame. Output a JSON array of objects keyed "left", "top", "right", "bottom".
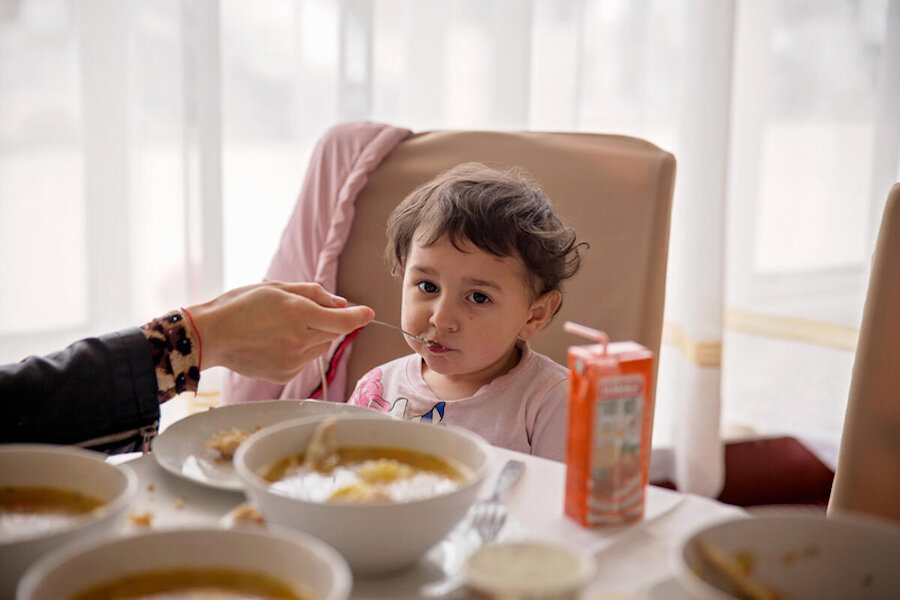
[
  {"left": 417, "top": 281, "right": 438, "bottom": 294},
  {"left": 467, "top": 291, "right": 491, "bottom": 305}
]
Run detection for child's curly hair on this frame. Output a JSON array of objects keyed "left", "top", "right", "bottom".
[{"left": 385, "top": 162, "right": 586, "bottom": 310}]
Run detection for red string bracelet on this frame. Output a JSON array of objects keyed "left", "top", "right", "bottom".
[{"left": 180, "top": 307, "right": 202, "bottom": 371}]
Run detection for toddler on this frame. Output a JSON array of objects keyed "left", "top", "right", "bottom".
[{"left": 348, "top": 163, "right": 585, "bottom": 461}]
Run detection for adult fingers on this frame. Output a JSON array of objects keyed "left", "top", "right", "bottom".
[
  {"left": 274, "top": 281, "right": 348, "bottom": 308},
  {"left": 307, "top": 304, "right": 375, "bottom": 335}
]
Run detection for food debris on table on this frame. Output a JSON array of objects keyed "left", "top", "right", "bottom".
[
  {"left": 128, "top": 511, "right": 154, "bottom": 528},
  {"left": 230, "top": 503, "right": 265, "bottom": 526}
]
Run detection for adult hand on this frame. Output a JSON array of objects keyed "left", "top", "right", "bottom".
[{"left": 186, "top": 281, "right": 374, "bottom": 383}]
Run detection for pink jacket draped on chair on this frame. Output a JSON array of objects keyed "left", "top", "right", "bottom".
[{"left": 221, "top": 121, "right": 411, "bottom": 405}]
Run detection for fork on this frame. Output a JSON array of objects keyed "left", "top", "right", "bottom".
[
  {"left": 421, "top": 460, "right": 527, "bottom": 598},
  {"left": 469, "top": 459, "right": 526, "bottom": 543}
]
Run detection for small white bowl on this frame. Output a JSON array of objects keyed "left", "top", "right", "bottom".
[
  {"left": 464, "top": 541, "right": 596, "bottom": 599},
  {"left": 18, "top": 527, "right": 351, "bottom": 600},
  {"left": 0, "top": 444, "right": 137, "bottom": 594},
  {"left": 234, "top": 415, "right": 491, "bottom": 574},
  {"left": 675, "top": 514, "right": 900, "bottom": 600}
]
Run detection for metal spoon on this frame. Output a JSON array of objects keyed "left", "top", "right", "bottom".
[
  {"left": 369, "top": 319, "right": 430, "bottom": 344},
  {"left": 345, "top": 300, "right": 430, "bottom": 344}
]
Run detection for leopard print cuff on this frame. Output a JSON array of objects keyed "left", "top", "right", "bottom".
[{"left": 141, "top": 310, "right": 201, "bottom": 403}]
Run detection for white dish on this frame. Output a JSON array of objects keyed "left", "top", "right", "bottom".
[
  {"left": 464, "top": 541, "right": 595, "bottom": 599},
  {"left": 152, "top": 399, "right": 386, "bottom": 491},
  {"left": 234, "top": 415, "right": 492, "bottom": 574},
  {"left": 0, "top": 445, "right": 138, "bottom": 594},
  {"left": 642, "top": 576, "right": 689, "bottom": 600},
  {"left": 18, "top": 527, "right": 351, "bottom": 600},
  {"left": 675, "top": 514, "right": 900, "bottom": 600}
]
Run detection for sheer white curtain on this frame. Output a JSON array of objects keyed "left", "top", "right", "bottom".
[
  {"left": 2, "top": 0, "right": 898, "bottom": 494},
  {"left": 722, "top": 0, "right": 900, "bottom": 473},
  {"left": 0, "top": 0, "right": 219, "bottom": 360}
]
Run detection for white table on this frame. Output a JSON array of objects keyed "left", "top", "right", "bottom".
[{"left": 115, "top": 447, "right": 745, "bottom": 599}]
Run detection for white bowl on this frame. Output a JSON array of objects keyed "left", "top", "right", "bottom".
[
  {"left": 234, "top": 415, "right": 491, "bottom": 574},
  {"left": 675, "top": 514, "right": 900, "bottom": 600},
  {"left": 464, "top": 541, "right": 596, "bottom": 599},
  {"left": 18, "top": 527, "right": 351, "bottom": 600},
  {"left": 0, "top": 444, "right": 137, "bottom": 596}
]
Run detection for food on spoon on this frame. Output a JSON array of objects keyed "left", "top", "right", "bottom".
[
  {"left": 0, "top": 486, "right": 104, "bottom": 541},
  {"left": 206, "top": 425, "right": 262, "bottom": 460}
]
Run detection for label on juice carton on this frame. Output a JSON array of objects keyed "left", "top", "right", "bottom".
[{"left": 564, "top": 336, "right": 654, "bottom": 528}]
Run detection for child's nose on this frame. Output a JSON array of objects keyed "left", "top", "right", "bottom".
[{"left": 429, "top": 297, "right": 459, "bottom": 332}]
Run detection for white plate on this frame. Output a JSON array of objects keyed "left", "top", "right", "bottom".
[
  {"left": 152, "top": 399, "right": 386, "bottom": 491},
  {"left": 642, "top": 576, "right": 689, "bottom": 600},
  {"left": 675, "top": 514, "right": 900, "bottom": 600}
]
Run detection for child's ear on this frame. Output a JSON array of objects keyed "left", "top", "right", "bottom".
[{"left": 518, "top": 290, "right": 562, "bottom": 340}]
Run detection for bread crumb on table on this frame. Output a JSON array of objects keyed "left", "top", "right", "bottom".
[
  {"left": 231, "top": 503, "right": 265, "bottom": 526},
  {"left": 128, "top": 511, "right": 154, "bottom": 527}
]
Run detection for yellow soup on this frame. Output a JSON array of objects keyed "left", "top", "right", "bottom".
[
  {"left": 262, "top": 446, "right": 469, "bottom": 503},
  {"left": 0, "top": 486, "right": 104, "bottom": 541},
  {"left": 69, "top": 568, "right": 306, "bottom": 600}
]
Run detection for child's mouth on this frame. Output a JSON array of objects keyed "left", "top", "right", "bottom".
[{"left": 424, "top": 341, "right": 452, "bottom": 353}]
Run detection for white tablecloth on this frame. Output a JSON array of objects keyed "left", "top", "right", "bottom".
[{"left": 114, "top": 447, "right": 745, "bottom": 599}]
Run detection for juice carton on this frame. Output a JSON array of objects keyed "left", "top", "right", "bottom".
[{"left": 563, "top": 322, "right": 655, "bottom": 527}]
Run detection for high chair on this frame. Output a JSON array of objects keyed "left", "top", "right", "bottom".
[
  {"left": 828, "top": 182, "right": 900, "bottom": 524},
  {"left": 222, "top": 123, "right": 676, "bottom": 407}
]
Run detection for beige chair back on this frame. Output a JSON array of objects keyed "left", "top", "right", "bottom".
[
  {"left": 335, "top": 130, "right": 676, "bottom": 400},
  {"left": 829, "top": 182, "right": 900, "bottom": 523}
]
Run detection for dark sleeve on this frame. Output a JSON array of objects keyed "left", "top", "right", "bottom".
[{"left": 0, "top": 327, "right": 160, "bottom": 450}]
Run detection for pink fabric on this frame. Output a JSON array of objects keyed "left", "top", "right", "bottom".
[
  {"left": 221, "top": 122, "right": 411, "bottom": 405},
  {"left": 347, "top": 341, "right": 569, "bottom": 461}
]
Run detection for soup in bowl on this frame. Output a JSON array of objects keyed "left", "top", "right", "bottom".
[
  {"left": 234, "top": 415, "right": 491, "bottom": 574},
  {"left": 18, "top": 527, "right": 351, "bottom": 600},
  {"left": 0, "top": 444, "right": 137, "bottom": 595}
]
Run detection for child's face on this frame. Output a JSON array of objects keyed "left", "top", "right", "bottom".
[{"left": 400, "top": 233, "right": 558, "bottom": 396}]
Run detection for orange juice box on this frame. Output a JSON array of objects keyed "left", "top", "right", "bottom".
[{"left": 563, "top": 322, "right": 655, "bottom": 527}]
